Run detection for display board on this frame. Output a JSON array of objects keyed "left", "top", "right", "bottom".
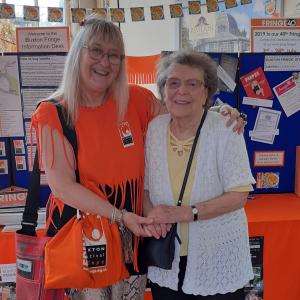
[
  {"left": 239, "top": 52, "right": 300, "bottom": 193},
  {"left": 1, "top": 51, "right": 299, "bottom": 199},
  {"left": 0, "top": 52, "right": 67, "bottom": 206},
  {"left": 209, "top": 52, "right": 239, "bottom": 108},
  {"left": 0, "top": 138, "right": 11, "bottom": 189}
]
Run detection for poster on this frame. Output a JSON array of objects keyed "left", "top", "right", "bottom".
[
  {"left": 250, "top": 107, "right": 281, "bottom": 144},
  {"left": 0, "top": 56, "right": 22, "bottom": 111},
  {"left": 273, "top": 76, "right": 300, "bottom": 117},
  {"left": 254, "top": 151, "right": 284, "bottom": 167},
  {"left": 251, "top": 18, "right": 300, "bottom": 52},
  {"left": 0, "top": 111, "right": 24, "bottom": 138},
  {"left": 244, "top": 236, "right": 264, "bottom": 300},
  {"left": 19, "top": 55, "right": 66, "bottom": 87},
  {"left": 16, "top": 27, "right": 70, "bottom": 53},
  {"left": 240, "top": 67, "right": 273, "bottom": 99},
  {"left": 217, "top": 54, "right": 238, "bottom": 92},
  {"left": 188, "top": 11, "right": 216, "bottom": 40}
]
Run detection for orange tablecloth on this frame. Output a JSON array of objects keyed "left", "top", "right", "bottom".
[
  {"left": 1, "top": 194, "right": 300, "bottom": 300},
  {"left": 245, "top": 193, "right": 300, "bottom": 300},
  {"left": 0, "top": 228, "right": 18, "bottom": 264}
]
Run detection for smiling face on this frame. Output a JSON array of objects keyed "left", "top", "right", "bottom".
[
  {"left": 164, "top": 63, "right": 208, "bottom": 122},
  {"left": 79, "top": 37, "right": 121, "bottom": 100}
]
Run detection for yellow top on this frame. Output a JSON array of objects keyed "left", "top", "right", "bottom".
[{"left": 167, "top": 126, "right": 253, "bottom": 256}]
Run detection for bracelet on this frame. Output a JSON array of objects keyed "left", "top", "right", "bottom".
[
  {"left": 117, "top": 209, "right": 127, "bottom": 232},
  {"left": 116, "top": 209, "right": 126, "bottom": 225},
  {"left": 110, "top": 207, "right": 127, "bottom": 226},
  {"left": 110, "top": 207, "right": 117, "bottom": 224}
]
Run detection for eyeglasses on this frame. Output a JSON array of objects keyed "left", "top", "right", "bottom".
[
  {"left": 83, "top": 45, "right": 124, "bottom": 65},
  {"left": 165, "top": 78, "right": 205, "bottom": 92}
]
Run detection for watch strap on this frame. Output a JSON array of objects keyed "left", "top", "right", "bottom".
[{"left": 191, "top": 205, "right": 198, "bottom": 221}]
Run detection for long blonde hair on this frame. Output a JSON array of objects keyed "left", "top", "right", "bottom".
[{"left": 48, "top": 15, "right": 129, "bottom": 126}]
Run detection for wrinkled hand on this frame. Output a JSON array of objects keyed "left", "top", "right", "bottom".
[
  {"left": 147, "top": 205, "right": 181, "bottom": 224},
  {"left": 143, "top": 223, "right": 173, "bottom": 239},
  {"left": 122, "top": 212, "right": 153, "bottom": 237},
  {"left": 221, "top": 105, "right": 245, "bottom": 134}
]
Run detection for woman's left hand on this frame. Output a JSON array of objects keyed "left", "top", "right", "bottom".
[
  {"left": 147, "top": 205, "right": 191, "bottom": 224},
  {"left": 122, "top": 211, "right": 153, "bottom": 237},
  {"left": 221, "top": 105, "right": 246, "bottom": 134}
]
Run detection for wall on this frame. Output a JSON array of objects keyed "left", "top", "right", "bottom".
[{"left": 106, "top": 0, "right": 180, "bottom": 56}]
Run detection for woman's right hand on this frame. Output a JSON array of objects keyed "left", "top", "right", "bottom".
[
  {"left": 143, "top": 223, "right": 173, "bottom": 239},
  {"left": 122, "top": 211, "right": 153, "bottom": 237}
]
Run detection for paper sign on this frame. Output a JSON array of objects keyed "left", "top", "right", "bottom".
[
  {"left": 15, "top": 156, "right": 27, "bottom": 171},
  {"left": 264, "top": 55, "right": 300, "bottom": 71},
  {"left": 251, "top": 18, "right": 300, "bottom": 53},
  {"left": 13, "top": 140, "right": 25, "bottom": 155},
  {"left": 0, "top": 141, "right": 6, "bottom": 157},
  {"left": 250, "top": 107, "right": 281, "bottom": 144},
  {"left": 273, "top": 76, "right": 300, "bottom": 117},
  {"left": 249, "top": 129, "right": 279, "bottom": 136},
  {"left": 0, "top": 264, "right": 16, "bottom": 282},
  {"left": 0, "top": 159, "right": 8, "bottom": 174},
  {"left": 19, "top": 55, "right": 66, "bottom": 87},
  {"left": 0, "top": 56, "right": 22, "bottom": 111},
  {"left": 254, "top": 151, "right": 285, "bottom": 167},
  {"left": 242, "top": 97, "right": 273, "bottom": 108},
  {"left": 16, "top": 27, "right": 70, "bottom": 52},
  {"left": 0, "top": 187, "right": 28, "bottom": 208},
  {"left": 240, "top": 67, "right": 273, "bottom": 99},
  {"left": 217, "top": 65, "right": 236, "bottom": 92},
  {"left": 188, "top": 12, "right": 216, "bottom": 40},
  {"left": 26, "top": 145, "right": 37, "bottom": 171},
  {"left": 256, "top": 172, "right": 279, "bottom": 189},
  {"left": 0, "top": 110, "right": 24, "bottom": 138},
  {"left": 218, "top": 54, "right": 238, "bottom": 93}
]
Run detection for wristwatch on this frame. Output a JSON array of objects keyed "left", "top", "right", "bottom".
[{"left": 191, "top": 205, "right": 198, "bottom": 221}]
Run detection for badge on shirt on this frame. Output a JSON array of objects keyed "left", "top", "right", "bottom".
[{"left": 118, "top": 122, "right": 134, "bottom": 148}]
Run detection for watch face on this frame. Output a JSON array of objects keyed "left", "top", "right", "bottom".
[{"left": 192, "top": 207, "right": 198, "bottom": 214}]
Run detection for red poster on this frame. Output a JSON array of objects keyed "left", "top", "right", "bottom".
[{"left": 240, "top": 66, "right": 273, "bottom": 99}]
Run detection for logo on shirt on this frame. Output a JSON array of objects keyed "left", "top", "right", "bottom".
[{"left": 118, "top": 122, "right": 134, "bottom": 148}]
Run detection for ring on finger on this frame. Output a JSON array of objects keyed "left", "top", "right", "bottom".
[{"left": 238, "top": 112, "right": 247, "bottom": 122}]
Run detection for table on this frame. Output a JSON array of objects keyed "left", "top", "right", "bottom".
[
  {"left": 245, "top": 193, "right": 300, "bottom": 300},
  {"left": 1, "top": 194, "right": 300, "bottom": 300}
]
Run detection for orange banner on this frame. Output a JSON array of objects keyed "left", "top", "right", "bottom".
[{"left": 126, "top": 54, "right": 160, "bottom": 84}]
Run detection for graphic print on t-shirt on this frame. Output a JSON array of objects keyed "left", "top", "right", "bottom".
[{"left": 118, "top": 122, "right": 134, "bottom": 148}]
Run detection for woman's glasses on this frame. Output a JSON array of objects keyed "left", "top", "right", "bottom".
[
  {"left": 166, "top": 78, "right": 204, "bottom": 92},
  {"left": 83, "top": 45, "right": 124, "bottom": 65}
]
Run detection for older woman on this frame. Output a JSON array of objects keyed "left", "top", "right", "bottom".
[{"left": 144, "top": 50, "right": 255, "bottom": 300}]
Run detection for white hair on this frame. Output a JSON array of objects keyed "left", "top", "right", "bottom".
[{"left": 48, "top": 14, "right": 128, "bottom": 126}]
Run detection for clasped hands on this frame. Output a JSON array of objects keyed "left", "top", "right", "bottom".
[{"left": 123, "top": 205, "right": 189, "bottom": 239}]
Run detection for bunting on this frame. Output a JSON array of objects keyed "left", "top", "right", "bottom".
[{"left": 0, "top": 1, "right": 253, "bottom": 23}]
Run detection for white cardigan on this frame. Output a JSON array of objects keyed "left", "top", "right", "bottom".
[{"left": 145, "top": 111, "right": 256, "bottom": 296}]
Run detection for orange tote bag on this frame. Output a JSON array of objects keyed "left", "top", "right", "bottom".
[{"left": 44, "top": 212, "right": 129, "bottom": 289}]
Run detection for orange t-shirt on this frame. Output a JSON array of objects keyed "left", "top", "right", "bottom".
[{"left": 31, "top": 84, "right": 158, "bottom": 272}]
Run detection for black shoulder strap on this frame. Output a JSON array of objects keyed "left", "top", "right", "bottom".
[
  {"left": 177, "top": 109, "right": 207, "bottom": 206},
  {"left": 53, "top": 101, "right": 78, "bottom": 229},
  {"left": 19, "top": 100, "right": 78, "bottom": 235}
]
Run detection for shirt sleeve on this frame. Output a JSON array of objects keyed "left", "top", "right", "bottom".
[
  {"left": 229, "top": 185, "right": 253, "bottom": 192},
  {"left": 31, "top": 101, "right": 73, "bottom": 170}
]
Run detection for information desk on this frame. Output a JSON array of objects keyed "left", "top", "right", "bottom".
[
  {"left": 1, "top": 194, "right": 300, "bottom": 300},
  {"left": 245, "top": 193, "right": 300, "bottom": 300}
]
